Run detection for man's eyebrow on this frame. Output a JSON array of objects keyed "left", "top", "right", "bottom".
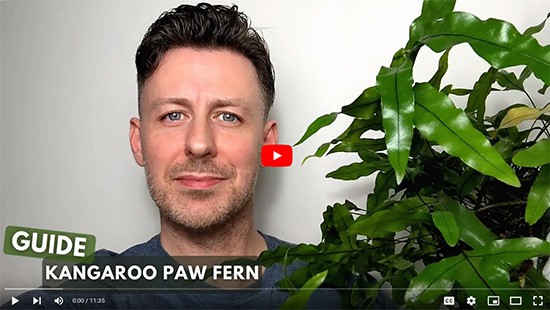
[
  {"left": 151, "top": 98, "right": 252, "bottom": 112},
  {"left": 150, "top": 98, "right": 191, "bottom": 109},
  {"left": 211, "top": 98, "right": 251, "bottom": 112}
]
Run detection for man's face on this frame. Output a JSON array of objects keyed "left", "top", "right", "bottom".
[{"left": 130, "top": 48, "right": 277, "bottom": 232}]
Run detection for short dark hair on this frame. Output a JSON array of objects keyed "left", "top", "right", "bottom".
[{"left": 135, "top": 2, "right": 274, "bottom": 118}]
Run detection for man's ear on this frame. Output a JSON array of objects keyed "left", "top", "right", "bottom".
[
  {"left": 129, "top": 117, "right": 145, "bottom": 167},
  {"left": 263, "top": 120, "right": 278, "bottom": 145}
]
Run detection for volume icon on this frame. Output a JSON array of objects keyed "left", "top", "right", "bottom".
[{"left": 53, "top": 296, "right": 64, "bottom": 305}]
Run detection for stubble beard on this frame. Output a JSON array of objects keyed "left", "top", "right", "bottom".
[{"left": 144, "top": 159, "right": 258, "bottom": 234}]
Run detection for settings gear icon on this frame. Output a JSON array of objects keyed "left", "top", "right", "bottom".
[{"left": 466, "top": 296, "right": 477, "bottom": 306}]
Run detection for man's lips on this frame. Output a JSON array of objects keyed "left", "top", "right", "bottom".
[{"left": 175, "top": 175, "right": 227, "bottom": 189}]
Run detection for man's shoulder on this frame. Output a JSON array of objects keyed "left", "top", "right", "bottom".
[{"left": 259, "top": 231, "right": 295, "bottom": 250}]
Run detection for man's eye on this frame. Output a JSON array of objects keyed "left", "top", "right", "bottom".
[
  {"left": 218, "top": 113, "right": 239, "bottom": 123},
  {"left": 163, "top": 112, "right": 183, "bottom": 122}
]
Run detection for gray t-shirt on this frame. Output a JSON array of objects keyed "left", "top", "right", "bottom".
[{"left": 96, "top": 232, "right": 341, "bottom": 309}]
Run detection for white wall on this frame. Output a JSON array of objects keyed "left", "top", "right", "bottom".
[{"left": 1, "top": 0, "right": 549, "bottom": 304}]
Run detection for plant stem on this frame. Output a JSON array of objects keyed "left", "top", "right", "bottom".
[
  {"left": 523, "top": 89, "right": 537, "bottom": 109},
  {"left": 533, "top": 118, "right": 550, "bottom": 140},
  {"left": 474, "top": 200, "right": 526, "bottom": 213}
]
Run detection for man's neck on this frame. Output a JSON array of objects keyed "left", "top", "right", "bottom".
[{"left": 158, "top": 205, "right": 267, "bottom": 257}]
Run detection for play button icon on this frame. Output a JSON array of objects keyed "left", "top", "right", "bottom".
[
  {"left": 261, "top": 144, "right": 292, "bottom": 167},
  {"left": 11, "top": 297, "right": 19, "bottom": 305}
]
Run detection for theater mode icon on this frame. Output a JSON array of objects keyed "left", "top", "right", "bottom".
[
  {"left": 261, "top": 144, "right": 292, "bottom": 167},
  {"left": 509, "top": 296, "right": 522, "bottom": 306}
]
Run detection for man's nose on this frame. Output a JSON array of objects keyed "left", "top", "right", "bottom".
[{"left": 184, "top": 117, "right": 217, "bottom": 159}]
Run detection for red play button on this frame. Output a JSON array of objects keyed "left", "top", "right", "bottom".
[{"left": 261, "top": 144, "right": 293, "bottom": 167}]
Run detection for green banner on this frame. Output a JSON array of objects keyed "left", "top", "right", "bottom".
[{"left": 3, "top": 226, "right": 96, "bottom": 263}]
